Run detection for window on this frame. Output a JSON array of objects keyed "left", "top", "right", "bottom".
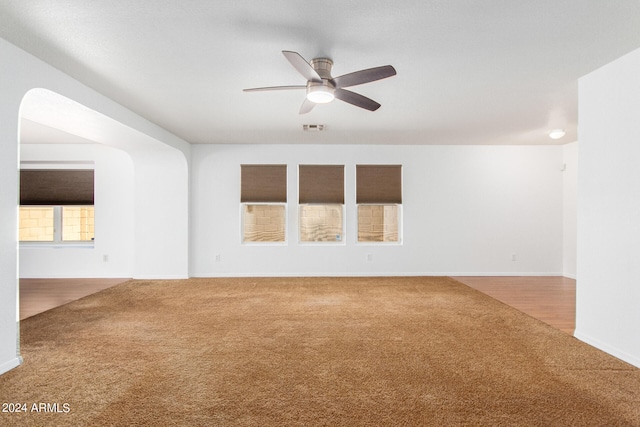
[
  {"left": 19, "top": 207, "right": 54, "bottom": 241},
  {"left": 19, "top": 206, "right": 95, "bottom": 242},
  {"left": 241, "top": 165, "right": 287, "bottom": 243},
  {"left": 356, "top": 165, "right": 402, "bottom": 243},
  {"left": 357, "top": 205, "right": 399, "bottom": 242},
  {"left": 299, "top": 165, "right": 344, "bottom": 242},
  {"left": 242, "top": 204, "right": 286, "bottom": 242},
  {"left": 19, "top": 168, "right": 95, "bottom": 244},
  {"left": 62, "top": 206, "right": 94, "bottom": 241}
]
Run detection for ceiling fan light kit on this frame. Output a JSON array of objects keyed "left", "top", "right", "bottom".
[
  {"left": 243, "top": 50, "right": 396, "bottom": 114},
  {"left": 306, "top": 82, "right": 335, "bottom": 103}
]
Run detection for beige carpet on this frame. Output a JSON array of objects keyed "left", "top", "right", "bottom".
[{"left": 1, "top": 276, "right": 638, "bottom": 426}]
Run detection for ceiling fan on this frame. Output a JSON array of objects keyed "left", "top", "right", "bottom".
[{"left": 243, "top": 50, "right": 396, "bottom": 114}]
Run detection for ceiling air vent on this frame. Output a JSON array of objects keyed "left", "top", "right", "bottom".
[{"left": 303, "top": 124, "right": 325, "bottom": 132}]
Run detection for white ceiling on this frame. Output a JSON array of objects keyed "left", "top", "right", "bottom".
[{"left": 3, "top": 1, "right": 640, "bottom": 146}]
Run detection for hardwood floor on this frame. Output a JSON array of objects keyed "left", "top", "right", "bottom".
[
  {"left": 453, "top": 276, "right": 576, "bottom": 334},
  {"left": 18, "top": 276, "right": 576, "bottom": 335},
  {"left": 19, "top": 278, "right": 130, "bottom": 320}
]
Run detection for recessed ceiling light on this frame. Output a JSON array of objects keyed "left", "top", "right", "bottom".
[{"left": 549, "top": 129, "right": 566, "bottom": 140}]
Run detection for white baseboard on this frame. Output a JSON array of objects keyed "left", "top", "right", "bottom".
[
  {"left": 21, "top": 271, "right": 573, "bottom": 279},
  {"left": 0, "top": 356, "right": 22, "bottom": 376},
  {"left": 132, "top": 275, "right": 189, "bottom": 280},
  {"left": 190, "top": 271, "right": 567, "bottom": 278},
  {"left": 20, "top": 274, "right": 132, "bottom": 279},
  {"left": 444, "top": 272, "right": 565, "bottom": 277},
  {"left": 573, "top": 330, "right": 640, "bottom": 369}
]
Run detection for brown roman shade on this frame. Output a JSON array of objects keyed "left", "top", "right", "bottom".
[
  {"left": 241, "top": 165, "right": 287, "bottom": 203},
  {"left": 299, "top": 165, "right": 344, "bottom": 204},
  {"left": 356, "top": 165, "right": 402, "bottom": 204},
  {"left": 20, "top": 169, "right": 95, "bottom": 205}
]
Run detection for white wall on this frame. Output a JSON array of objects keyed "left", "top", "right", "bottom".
[
  {"left": 0, "top": 37, "right": 190, "bottom": 375},
  {"left": 576, "top": 47, "right": 640, "bottom": 368},
  {"left": 19, "top": 88, "right": 192, "bottom": 280},
  {"left": 0, "top": 46, "right": 22, "bottom": 377},
  {"left": 19, "top": 144, "right": 135, "bottom": 278},
  {"left": 190, "top": 144, "right": 565, "bottom": 277},
  {"left": 562, "top": 141, "right": 578, "bottom": 278}
]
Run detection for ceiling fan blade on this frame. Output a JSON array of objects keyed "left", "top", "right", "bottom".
[
  {"left": 332, "top": 65, "right": 397, "bottom": 88},
  {"left": 282, "top": 50, "right": 322, "bottom": 82},
  {"left": 334, "top": 88, "right": 381, "bottom": 111},
  {"left": 243, "top": 85, "right": 306, "bottom": 92},
  {"left": 299, "top": 98, "right": 315, "bottom": 114}
]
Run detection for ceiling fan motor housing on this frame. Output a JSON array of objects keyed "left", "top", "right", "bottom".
[{"left": 310, "top": 58, "right": 334, "bottom": 79}]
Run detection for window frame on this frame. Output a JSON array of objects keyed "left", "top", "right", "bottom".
[
  {"left": 298, "top": 164, "right": 346, "bottom": 245},
  {"left": 240, "top": 164, "right": 288, "bottom": 245},
  {"left": 355, "top": 165, "right": 403, "bottom": 245},
  {"left": 19, "top": 162, "right": 95, "bottom": 248}
]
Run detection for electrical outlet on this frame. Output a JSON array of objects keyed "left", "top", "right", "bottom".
[
  {"left": 511, "top": 254, "right": 517, "bottom": 261},
  {"left": 103, "top": 254, "right": 109, "bottom": 262},
  {"left": 215, "top": 254, "right": 221, "bottom": 262},
  {"left": 367, "top": 254, "right": 373, "bottom": 262}
]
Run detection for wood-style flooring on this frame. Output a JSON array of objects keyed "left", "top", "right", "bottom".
[
  {"left": 19, "top": 276, "right": 576, "bottom": 335},
  {"left": 19, "top": 278, "right": 130, "bottom": 320},
  {"left": 453, "top": 276, "right": 576, "bottom": 334}
]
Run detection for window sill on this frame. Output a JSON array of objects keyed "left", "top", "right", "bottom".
[
  {"left": 241, "top": 241, "right": 288, "bottom": 246},
  {"left": 356, "top": 241, "right": 402, "bottom": 246},
  {"left": 19, "top": 242, "right": 95, "bottom": 249},
  {"left": 298, "top": 240, "right": 347, "bottom": 246}
]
